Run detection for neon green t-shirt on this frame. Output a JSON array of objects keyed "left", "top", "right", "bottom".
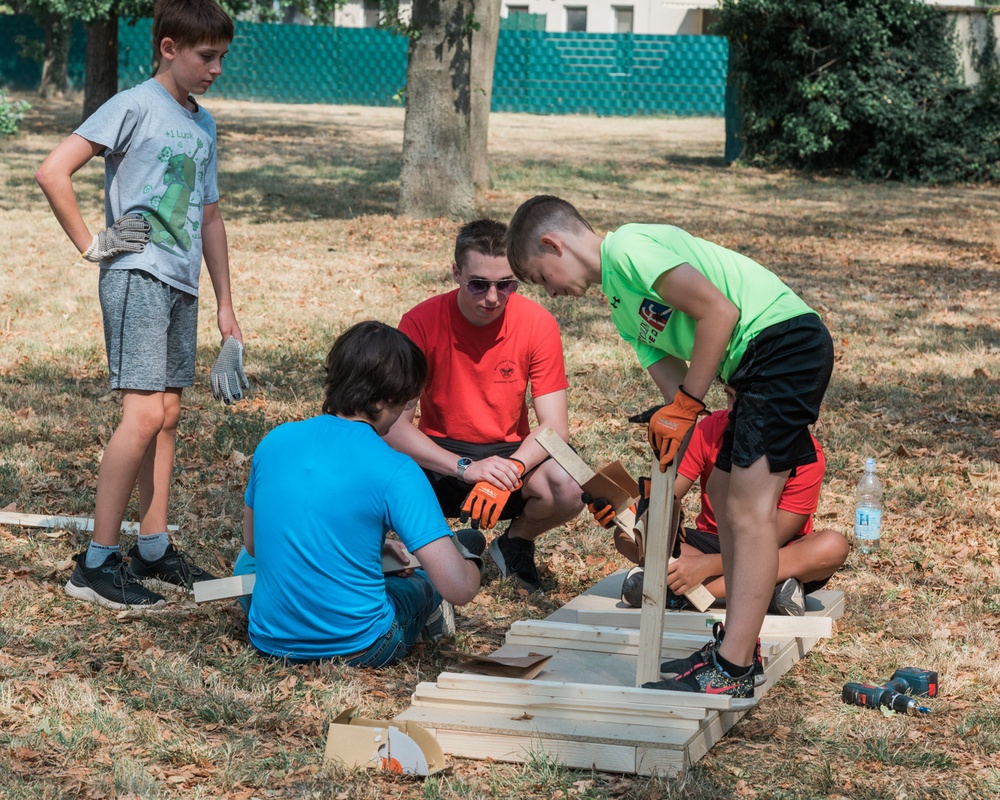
[{"left": 600, "top": 223, "right": 817, "bottom": 381}]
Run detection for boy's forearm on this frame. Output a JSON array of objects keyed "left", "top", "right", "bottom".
[
  {"left": 684, "top": 309, "right": 737, "bottom": 399},
  {"left": 201, "top": 203, "right": 242, "bottom": 341},
  {"left": 36, "top": 134, "right": 103, "bottom": 254},
  {"left": 38, "top": 176, "right": 93, "bottom": 253}
]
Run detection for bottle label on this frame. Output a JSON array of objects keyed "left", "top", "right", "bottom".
[{"left": 854, "top": 508, "right": 882, "bottom": 539}]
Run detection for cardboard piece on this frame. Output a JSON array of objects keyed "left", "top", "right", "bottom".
[
  {"left": 580, "top": 459, "right": 640, "bottom": 514},
  {"left": 324, "top": 708, "right": 447, "bottom": 776},
  {"left": 444, "top": 650, "right": 553, "bottom": 680}
]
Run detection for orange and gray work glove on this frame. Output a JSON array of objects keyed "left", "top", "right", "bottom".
[
  {"left": 211, "top": 336, "right": 249, "bottom": 405},
  {"left": 459, "top": 459, "right": 525, "bottom": 530},
  {"left": 82, "top": 214, "right": 151, "bottom": 262},
  {"left": 629, "top": 387, "right": 706, "bottom": 472},
  {"left": 582, "top": 492, "right": 634, "bottom": 530}
]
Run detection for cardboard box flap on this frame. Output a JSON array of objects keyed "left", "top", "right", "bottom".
[{"left": 324, "top": 708, "right": 447, "bottom": 776}]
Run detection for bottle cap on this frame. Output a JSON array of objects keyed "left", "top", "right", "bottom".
[{"left": 865, "top": 458, "right": 876, "bottom": 471}]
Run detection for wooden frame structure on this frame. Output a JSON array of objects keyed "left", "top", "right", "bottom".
[{"left": 397, "top": 573, "right": 844, "bottom": 775}]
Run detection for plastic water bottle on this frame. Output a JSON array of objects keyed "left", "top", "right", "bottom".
[{"left": 854, "top": 458, "right": 883, "bottom": 553}]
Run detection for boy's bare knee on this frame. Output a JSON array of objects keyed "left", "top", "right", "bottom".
[{"left": 814, "top": 529, "right": 850, "bottom": 569}]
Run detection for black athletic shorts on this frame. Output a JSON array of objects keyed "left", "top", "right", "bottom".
[
  {"left": 682, "top": 526, "right": 830, "bottom": 594},
  {"left": 717, "top": 313, "right": 834, "bottom": 474},
  {"left": 422, "top": 437, "right": 528, "bottom": 520}
]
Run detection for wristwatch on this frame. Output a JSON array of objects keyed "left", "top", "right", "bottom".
[{"left": 456, "top": 457, "right": 472, "bottom": 480}]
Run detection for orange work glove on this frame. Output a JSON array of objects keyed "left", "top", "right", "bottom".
[
  {"left": 629, "top": 387, "right": 706, "bottom": 472},
  {"left": 459, "top": 459, "right": 525, "bottom": 530},
  {"left": 581, "top": 492, "right": 626, "bottom": 529}
]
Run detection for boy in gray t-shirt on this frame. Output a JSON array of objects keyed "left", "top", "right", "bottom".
[{"left": 36, "top": 0, "right": 247, "bottom": 609}]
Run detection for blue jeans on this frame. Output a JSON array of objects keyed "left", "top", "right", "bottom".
[
  {"left": 233, "top": 547, "right": 441, "bottom": 668},
  {"left": 346, "top": 571, "right": 442, "bottom": 668}
]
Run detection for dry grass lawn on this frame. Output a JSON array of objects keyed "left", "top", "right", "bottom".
[{"left": 1, "top": 94, "right": 999, "bottom": 799}]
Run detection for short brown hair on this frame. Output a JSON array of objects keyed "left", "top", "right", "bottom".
[
  {"left": 153, "top": 0, "right": 234, "bottom": 55},
  {"left": 322, "top": 321, "right": 427, "bottom": 420},
  {"left": 505, "top": 195, "right": 593, "bottom": 280},
  {"left": 454, "top": 218, "right": 507, "bottom": 270}
]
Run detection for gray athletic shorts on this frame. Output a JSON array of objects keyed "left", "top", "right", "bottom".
[{"left": 99, "top": 268, "right": 198, "bottom": 391}]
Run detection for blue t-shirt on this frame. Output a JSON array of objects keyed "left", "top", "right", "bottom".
[
  {"left": 244, "top": 415, "right": 452, "bottom": 660},
  {"left": 75, "top": 79, "right": 220, "bottom": 296}
]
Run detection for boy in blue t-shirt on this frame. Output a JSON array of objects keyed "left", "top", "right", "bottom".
[
  {"left": 236, "top": 321, "right": 484, "bottom": 666},
  {"left": 36, "top": 0, "right": 247, "bottom": 609}
]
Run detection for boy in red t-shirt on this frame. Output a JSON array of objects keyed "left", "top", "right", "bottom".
[
  {"left": 384, "top": 219, "right": 583, "bottom": 594},
  {"left": 604, "top": 383, "right": 849, "bottom": 615}
]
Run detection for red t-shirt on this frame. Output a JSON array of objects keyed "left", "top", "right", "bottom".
[
  {"left": 677, "top": 410, "right": 824, "bottom": 536},
  {"left": 398, "top": 290, "right": 569, "bottom": 444}
]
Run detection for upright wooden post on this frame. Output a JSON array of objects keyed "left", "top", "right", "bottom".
[{"left": 635, "top": 459, "right": 676, "bottom": 687}]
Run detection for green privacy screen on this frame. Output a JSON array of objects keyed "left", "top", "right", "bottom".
[
  {"left": 2, "top": 16, "right": 726, "bottom": 117},
  {"left": 119, "top": 19, "right": 727, "bottom": 117}
]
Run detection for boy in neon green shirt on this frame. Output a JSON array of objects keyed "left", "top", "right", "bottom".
[{"left": 507, "top": 196, "right": 834, "bottom": 705}]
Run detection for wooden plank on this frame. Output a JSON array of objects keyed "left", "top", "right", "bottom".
[
  {"left": 576, "top": 608, "right": 834, "bottom": 639},
  {"left": 410, "top": 686, "right": 704, "bottom": 730},
  {"left": 429, "top": 675, "right": 710, "bottom": 720},
  {"left": 430, "top": 728, "right": 642, "bottom": 774},
  {"left": 636, "top": 459, "right": 673, "bottom": 686},
  {"left": 505, "top": 619, "right": 782, "bottom": 658},
  {"left": 193, "top": 573, "right": 255, "bottom": 604},
  {"left": 396, "top": 704, "right": 696, "bottom": 748},
  {"left": 536, "top": 427, "right": 712, "bottom": 612},
  {"left": 192, "top": 548, "right": 420, "bottom": 603},
  {"left": 504, "top": 627, "right": 783, "bottom": 670},
  {"left": 0, "top": 511, "right": 178, "bottom": 534}
]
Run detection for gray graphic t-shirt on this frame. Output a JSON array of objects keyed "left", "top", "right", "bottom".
[{"left": 76, "top": 79, "right": 220, "bottom": 296}]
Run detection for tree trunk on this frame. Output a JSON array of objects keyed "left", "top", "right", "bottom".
[
  {"left": 398, "top": 0, "right": 475, "bottom": 219},
  {"left": 39, "top": 15, "right": 73, "bottom": 99},
  {"left": 470, "top": 0, "right": 501, "bottom": 193},
  {"left": 83, "top": 13, "right": 119, "bottom": 122}
]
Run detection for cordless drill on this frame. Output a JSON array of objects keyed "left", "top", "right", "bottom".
[{"left": 841, "top": 667, "right": 938, "bottom": 715}]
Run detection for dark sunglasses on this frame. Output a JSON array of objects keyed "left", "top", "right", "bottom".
[{"left": 462, "top": 277, "right": 520, "bottom": 297}]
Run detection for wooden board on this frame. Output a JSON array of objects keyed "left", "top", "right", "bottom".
[
  {"left": 505, "top": 619, "right": 783, "bottom": 661},
  {"left": 0, "top": 511, "right": 178, "bottom": 534},
  {"left": 193, "top": 548, "right": 419, "bottom": 603},
  {"left": 636, "top": 458, "right": 673, "bottom": 686},
  {"left": 576, "top": 607, "right": 834, "bottom": 639}
]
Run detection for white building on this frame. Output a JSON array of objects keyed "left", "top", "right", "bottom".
[{"left": 334, "top": 0, "right": 983, "bottom": 36}]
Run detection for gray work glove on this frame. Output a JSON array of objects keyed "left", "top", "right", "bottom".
[
  {"left": 82, "top": 214, "right": 151, "bottom": 262},
  {"left": 210, "top": 336, "right": 249, "bottom": 405}
]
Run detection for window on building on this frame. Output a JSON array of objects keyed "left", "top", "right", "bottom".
[
  {"left": 701, "top": 10, "right": 720, "bottom": 34},
  {"left": 507, "top": 4, "right": 530, "bottom": 16},
  {"left": 614, "top": 6, "right": 633, "bottom": 34},
  {"left": 566, "top": 6, "right": 587, "bottom": 32},
  {"left": 363, "top": 0, "right": 381, "bottom": 28}
]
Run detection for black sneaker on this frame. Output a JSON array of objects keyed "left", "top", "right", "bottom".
[
  {"left": 660, "top": 622, "right": 766, "bottom": 687},
  {"left": 619, "top": 565, "right": 691, "bottom": 610},
  {"left": 455, "top": 528, "right": 487, "bottom": 558},
  {"left": 488, "top": 532, "right": 541, "bottom": 594},
  {"left": 645, "top": 644, "right": 757, "bottom": 709},
  {"left": 126, "top": 543, "right": 218, "bottom": 592},
  {"left": 64, "top": 551, "right": 167, "bottom": 610},
  {"left": 769, "top": 577, "right": 806, "bottom": 616}
]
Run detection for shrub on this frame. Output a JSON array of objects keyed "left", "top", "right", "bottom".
[
  {"left": 716, "top": 0, "right": 1000, "bottom": 182},
  {"left": 0, "top": 90, "right": 31, "bottom": 138}
]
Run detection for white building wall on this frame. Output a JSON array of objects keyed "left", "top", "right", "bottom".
[{"left": 333, "top": 1, "right": 996, "bottom": 38}]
